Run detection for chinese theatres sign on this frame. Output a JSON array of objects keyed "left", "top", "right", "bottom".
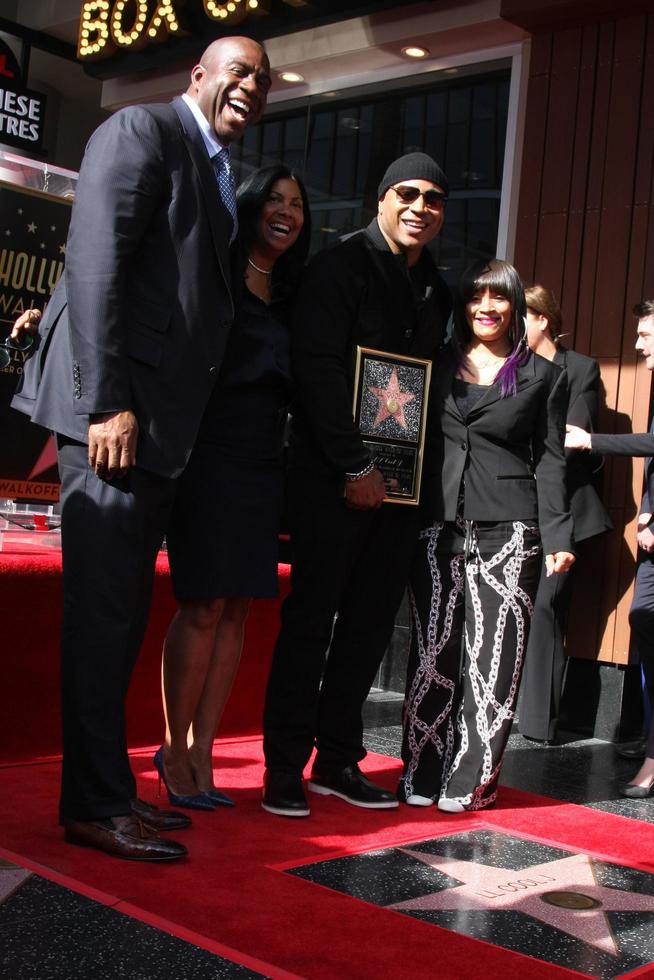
[{"left": 0, "top": 40, "right": 47, "bottom": 154}]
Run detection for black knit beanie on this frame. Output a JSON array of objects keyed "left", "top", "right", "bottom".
[{"left": 377, "top": 152, "right": 449, "bottom": 199}]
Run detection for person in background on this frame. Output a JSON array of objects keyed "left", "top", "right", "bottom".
[
  {"left": 156, "top": 165, "right": 311, "bottom": 809},
  {"left": 519, "top": 285, "right": 612, "bottom": 743},
  {"left": 10, "top": 37, "right": 271, "bottom": 860},
  {"left": 262, "top": 152, "right": 452, "bottom": 818},
  {"left": 566, "top": 299, "right": 654, "bottom": 798},
  {"left": 400, "top": 259, "right": 575, "bottom": 813}
]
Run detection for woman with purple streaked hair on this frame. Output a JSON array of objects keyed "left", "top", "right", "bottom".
[{"left": 398, "top": 258, "right": 575, "bottom": 813}]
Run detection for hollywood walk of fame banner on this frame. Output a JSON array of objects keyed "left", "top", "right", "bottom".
[
  {"left": 352, "top": 346, "right": 431, "bottom": 505},
  {"left": 0, "top": 181, "right": 71, "bottom": 503}
]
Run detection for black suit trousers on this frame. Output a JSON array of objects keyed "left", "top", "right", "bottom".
[
  {"left": 263, "top": 466, "right": 421, "bottom": 774},
  {"left": 518, "top": 560, "right": 575, "bottom": 741},
  {"left": 57, "top": 438, "right": 177, "bottom": 821},
  {"left": 628, "top": 555, "right": 654, "bottom": 759}
]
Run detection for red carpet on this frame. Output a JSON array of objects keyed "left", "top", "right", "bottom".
[
  {"left": 1, "top": 552, "right": 289, "bottom": 763},
  {"left": 2, "top": 738, "right": 654, "bottom": 980}
]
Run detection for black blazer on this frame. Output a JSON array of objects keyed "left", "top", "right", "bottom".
[
  {"left": 592, "top": 422, "right": 654, "bottom": 516},
  {"left": 555, "top": 347, "right": 612, "bottom": 542},
  {"left": 13, "top": 97, "right": 235, "bottom": 479},
  {"left": 289, "top": 219, "right": 452, "bottom": 476},
  {"left": 422, "top": 349, "right": 574, "bottom": 556}
]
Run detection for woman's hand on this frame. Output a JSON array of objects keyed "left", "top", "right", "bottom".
[
  {"left": 545, "top": 552, "right": 575, "bottom": 576},
  {"left": 565, "top": 424, "right": 592, "bottom": 450}
]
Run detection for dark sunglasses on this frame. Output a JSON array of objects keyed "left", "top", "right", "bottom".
[
  {"left": 391, "top": 185, "right": 448, "bottom": 209},
  {"left": 0, "top": 332, "right": 34, "bottom": 370}
]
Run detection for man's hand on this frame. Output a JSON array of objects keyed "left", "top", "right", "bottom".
[
  {"left": 637, "top": 526, "right": 654, "bottom": 554},
  {"left": 10, "top": 308, "right": 41, "bottom": 343},
  {"left": 545, "top": 551, "right": 576, "bottom": 576},
  {"left": 565, "top": 424, "right": 592, "bottom": 451},
  {"left": 88, "top": 410, "right": 138, "bottom": 480},
  {"left": 344, "top": 468, "right": 386, "bottom": 510}
]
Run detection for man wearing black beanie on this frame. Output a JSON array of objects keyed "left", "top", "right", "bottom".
[{"left": 262, "top": 152, "right": 452, "bottom": 816}]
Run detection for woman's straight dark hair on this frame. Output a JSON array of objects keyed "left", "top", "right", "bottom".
[
  {"left": 236, "top": 164, "right": 311, "bottom": 300},
  {"left": 452, "top": 258, "right": 529, "bottom": 397}
]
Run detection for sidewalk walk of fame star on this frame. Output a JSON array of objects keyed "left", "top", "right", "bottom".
[
  {"left": 390, "top": 848, "right": 654, "bottom": 957},
  {"left": 368, "top": 368, "right": 415, "bottom": 429},
  {"left": 286, "top": 829, "right": 654, "bottom": 979}
]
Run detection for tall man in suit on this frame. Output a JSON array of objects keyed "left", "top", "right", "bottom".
[
  {"left": 566, "top": 300, "right": 654, "bottom": 795},
  {"left": 13, "top": 37, "right": 271, "bottom": 860},
  {"left": 262, "top": 152, "right": 452, "bottom": 817}
]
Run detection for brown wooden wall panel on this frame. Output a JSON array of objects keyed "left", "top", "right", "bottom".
[
  {"left": 593, "top": 17, "right": 646, "bottom": 356},
  {"left": 512, "top": 12, "right": 654, "bottom": 664},
  {"left": 584, "top": 22, "right": 614, "bottom": 212},
  {"left": 533, "top": 211, "right": 568, "bottom": 295},
  {"left": 539, "top": 29, "right": 581, "bottom": 216},
  {"left": 562, "top": 25, "right": 599, "bottom": 353}
]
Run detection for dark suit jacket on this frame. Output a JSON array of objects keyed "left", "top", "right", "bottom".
[
  {"left": 555, "top": 347, "right": 612, "bottom": 541},
  {"left": 592, "top": 422, "right": 654, "bottom": 516},
  {"left": 13, "top": 97, "right": 235, "bottom": 479},
  {"left": 422, "top": 349, "right": 574, "bottom": 556},
  {"left": 289, "top": 219, "right": 452, "bottom": 476}
]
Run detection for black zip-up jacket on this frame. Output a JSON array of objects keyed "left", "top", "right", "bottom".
[{"left": 289, "top": 219, "right": 451, "bottom": 477}]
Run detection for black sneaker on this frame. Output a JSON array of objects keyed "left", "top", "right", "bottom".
[
  {"left": 308, "top": 763, "right": 399, "bottom": 809},
  {"left": 262, "top": 770, "right": 310, "bottom": 817}
]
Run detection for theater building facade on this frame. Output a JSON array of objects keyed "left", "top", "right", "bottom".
[{"left": 1, "top": 0, "right": 653, "bottom": 735}]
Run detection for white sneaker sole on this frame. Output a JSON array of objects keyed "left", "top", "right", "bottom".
[
  {"left": 261, "top": 801, "right": 310, "bottom": 817},
  {"left": 405, "top": 794, "right": 434, "bottom": 807},
  {"left": 437, "top": 798, "right": 466, "bottom": 813},
  {"left": 307, "top": 781, "right": 399, "bottom": 809}
]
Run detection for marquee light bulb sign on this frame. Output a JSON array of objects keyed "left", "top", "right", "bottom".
[{"left": 77, "top": 0, "right": 273, "bottom": 60}]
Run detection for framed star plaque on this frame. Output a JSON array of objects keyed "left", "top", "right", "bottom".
[{"left": 352, "top": 346, "right": 431, "bottom": 505}]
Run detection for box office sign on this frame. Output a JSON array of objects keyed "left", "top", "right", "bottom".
[
  {"left": 76, "top": 0, "right": 402, "bottom": 65},
  {"left": 0, "top": 182, "right": 70, "bottom": 502}
]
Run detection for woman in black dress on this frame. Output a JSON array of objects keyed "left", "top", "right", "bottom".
[
  {"left": 155, "top": 165, "right": 311, "bottom": 809},
  {"left": 399, "top": 260, "right": 575, "bottom": 813}
]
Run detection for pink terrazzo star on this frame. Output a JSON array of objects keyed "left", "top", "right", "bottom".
[
  {"left": 390, "top": 849, "right": 654, "bottom": 957},
  {"left": 368, "top": 368, "right": 415, "bottom": 429}
]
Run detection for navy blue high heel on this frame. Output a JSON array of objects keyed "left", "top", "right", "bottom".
[
  {"left": 203, "top": 788, "right": 235, "bottom": 807},
  {"left": 153, "top": 747, "right": 216, "bottom": 811}
]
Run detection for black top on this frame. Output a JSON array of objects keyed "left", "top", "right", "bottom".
[
  {"left": 195, "top": 289, "right": 291, "bottom": 461},
  {"left": 451, "top": 377, "right": 487, "bottom": 418}
]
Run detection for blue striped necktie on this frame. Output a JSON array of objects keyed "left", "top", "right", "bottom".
[{"left": 213, "top": 147, "right": 237, "bottom": 243}]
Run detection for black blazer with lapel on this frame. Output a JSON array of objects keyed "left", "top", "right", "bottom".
[
  {"left": 13, "top": 97, "right": 235, "bottom": 479},
  {"left": 592, "top": 421, "right": 654, "bottom": 517},
  {"left": 554, "top": 346, "right": 612, "bottom": 541},
  {"left": 422, "top": 349, "right": 574, "bottom": 556},
  {"left": 289, "top": 219, "right": 452, "bottom": 477}
]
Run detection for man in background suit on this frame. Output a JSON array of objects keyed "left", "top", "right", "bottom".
[
  {"left": 566, "top": 300, "right": 654, "bottom": 796},
  {"left": 12, "top": 37, "right": 271, "bottom": 860}
]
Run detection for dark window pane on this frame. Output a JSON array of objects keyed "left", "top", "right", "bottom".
[{"left": 241, "top": 69, "right": 510, "bottom": 285}]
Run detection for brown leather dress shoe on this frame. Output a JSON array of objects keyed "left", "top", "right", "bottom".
[
  {"left": 63, "top": 814, "right": 187, "bottom": 861},
  {"left": 130, "top": 798, "right": 192, "bottom": 831}
]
